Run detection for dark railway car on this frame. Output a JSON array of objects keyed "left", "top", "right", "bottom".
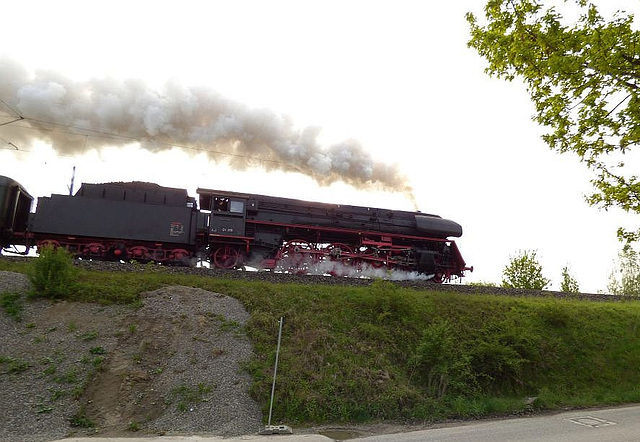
[
  {"left": 29, "top": 181, "right": 198, "bottom": 263},
  {"left": 0, "top": 176, "right": 33, "bottom": 249}
]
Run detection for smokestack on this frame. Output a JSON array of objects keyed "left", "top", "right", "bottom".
[{"left": 0, "top": 58, "right": 413, "bottom": 195}]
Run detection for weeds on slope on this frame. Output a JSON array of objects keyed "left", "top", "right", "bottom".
[{"left": 3, "top": 257, "right": 640, "bottom": 424}]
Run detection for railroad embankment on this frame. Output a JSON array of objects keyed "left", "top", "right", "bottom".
[{"left": 1, "top": 257, "right": 640, "bottom": 442}]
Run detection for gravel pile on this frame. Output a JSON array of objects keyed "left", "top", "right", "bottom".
[
  {"left": 0, "top": 269, "right": 31, "bottom": 293},
  {"left": 88, "top": 286, "right": 263, "bottom": 437},
  {"left": 0, "top": 271, "right": 262, "bottom": 442}
]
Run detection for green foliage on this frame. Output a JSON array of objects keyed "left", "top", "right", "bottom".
[
  {"left": 608, "top": 245, "right": 640, "bottom": 296},
  {"left": 0, "top": 356, "right": 31, "bottom": 374},
  {"left": 28, "top": 246, "right": 78, "bottom": 299},
  {"left": 409, "top": 322, "right": 475, "bottom": 398},
  {"left": 501, "top": 250, "right": 550, "bottom": 289},
  {"left": 467, "top": 281, "right": 497, "bottom": 287},
  {"left": 6, "top": 258, "right": 640, "bottom": 424},
  {"left": 467, "top": 1, "right": 640, "bottom": 241},
  {"left": 69, "top": 405, "right": 94, "bottom": 428},
  {"left": 89, "top": 346, "right": 106, "bottom": 355},
  {"left": 1, "top": 291, "right": 23, "bottom": 321},
  {"left": 560, "top": 266, "right": 580, "bottom": 293},
  {"left": 78, "top": 330, "right": 99, "bottom": 341},
  {"left": 170, "top": 383, "right": 213, "bottom": 412}
]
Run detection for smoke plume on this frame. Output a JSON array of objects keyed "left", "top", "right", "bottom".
[{"left": 0, "top": 58, "right": 412, "bottom": 194}]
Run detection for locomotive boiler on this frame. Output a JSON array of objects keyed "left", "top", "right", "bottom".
[{"left": 0, "top": 175, "right": 472, "bottom": 281}]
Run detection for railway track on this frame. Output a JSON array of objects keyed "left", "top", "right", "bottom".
[{"left": 0, "top": 255, "right": 625, "bottom": 302}]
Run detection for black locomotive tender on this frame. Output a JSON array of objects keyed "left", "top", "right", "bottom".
[{"left": 0, "top": 175, "right": 471, "bottom": 281}]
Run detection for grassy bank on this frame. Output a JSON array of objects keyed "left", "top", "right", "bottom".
[{"left": 2, "top": 259, "right": 640, "bottom": 425}]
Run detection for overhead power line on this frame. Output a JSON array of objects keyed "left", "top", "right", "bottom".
[
  {"left": 0, "top": 98, "right": 24, "bottom": 120},
  {"left": 0, "top": 112, "right": 300, "bottom": 170},
  {"left": 0, "top": 117, "right": 23, "bottom": 127}
]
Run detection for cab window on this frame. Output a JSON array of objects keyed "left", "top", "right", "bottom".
[
  {"left": 230, "top": 200, "right": 244, "bottom": 214},
  {"left": 213, "top": 197, "right": 229, "bottom": 212},
  {"left": 213, "top": 196, "right": 244, "bottom": 214}
]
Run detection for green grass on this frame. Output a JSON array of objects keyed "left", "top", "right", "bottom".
[
  {"left": 0, "top": 291, "right": 23, "bottom": 321},
  {"left": 0, "top": 356, "right": 31, "bottom": 374},
  {"left": 3, "top": 258, "right": 640, "bottom": 425},
  {"left": 170, "top": 383, "right": 214, "bottom": 412}
]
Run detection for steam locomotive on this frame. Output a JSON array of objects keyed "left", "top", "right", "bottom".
[{"left": 0, "top": 175, "right": 472, "bottom": 281}]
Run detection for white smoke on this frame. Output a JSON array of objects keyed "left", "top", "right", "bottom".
[
  {"left": 0, "top": 58, "right": 412, "bottom": 193},
  {"left": 268, "top": 255, "right": 433, "bottom": 281}
]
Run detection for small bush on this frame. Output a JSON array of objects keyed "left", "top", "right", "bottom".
[
  {"left": 502, "top": 250, "right": 550, "bottom": 290},
  {"left": 28, "top": 246, "right": 78, "bottom": 299},
  {"left": 409, "top": 321, "right": 476, "bottom": 398},
  {"left": 69, "top": 405, "right": 94, "bottom": 428},
  {"left": 0, "top": 356, "right": 31, "bottom": 374},
  {"left": 89, "top": 346, "right": 106, "bottom": 355}
]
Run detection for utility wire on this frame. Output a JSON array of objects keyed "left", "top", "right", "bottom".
[
  {"left": 0, "top": 97, "right": 24, "bottom": 120},
  {"left": 0, "top": 113, "right": 301, "bottom": 169},
  {"left": 0, "top": 117, "right": 23, "bottom": 127}
]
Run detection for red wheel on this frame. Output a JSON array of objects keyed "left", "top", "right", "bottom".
[
  {"left": 83, "top": 242, "right": 106, "bottom": 257},
  {"left": 37, "top": 240, "right": 61, "bottom": 252},
  {"left": 281, "top": 240, "right": 313, "bottom": 256},
  {"left": 322, "top": 243, "right": 355, "bottom": 276},
  {"left": 129, "top": 246, "right": 150, "bottom": 261},
  {"left": 277, "top": 240, "right": 315, "bottom": 274},
  {"left": 356, "top": 247, "right": 385, "bottom": 268},
  {"left": 170, "top": 248, "right": 189, "bottom": 260},
  {"left": 432, "top": 271, "right": 450, "bottom": 283},
  {"left": 212, "top": 246, "right": 239, "bottom": 269},
  {"left": 168, "top": 248, "right": 191, "bottom": 265},
  {"left": 325, "top": 243, "right": 353, "bottom": 259}
]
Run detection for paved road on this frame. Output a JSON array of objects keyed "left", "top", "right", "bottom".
[
  {"left": 53, "top": 436, "right": 329, "bottom": 442},
  {"left": 359, "top": 404, "right": 640, "bottom": 442},
  {"left": 52, "top": 404, "right": 640, "bottom": 442}
]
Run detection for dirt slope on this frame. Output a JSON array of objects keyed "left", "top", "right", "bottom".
[{"left": 0, "top": 273, "right": 262, "bottom": 442}]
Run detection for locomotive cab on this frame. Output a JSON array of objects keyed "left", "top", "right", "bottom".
[{"left": 198, "top": 191, "right": 247, "bottom": 237}]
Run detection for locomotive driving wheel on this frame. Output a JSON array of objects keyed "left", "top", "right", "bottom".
[
  {"left": 212, "top": 245, "right": 240, "bottom": 269},
  {"left": 355, "top": 246, "right": 385, "bottom": 268},
  {"left": 323, "top": 243, "right": 354, "bottom": 276},
  {"left": 277, "top": 240, "right": 315, "bottom": 274},
  {"left": 325, "top": 243, "right": 353, "bottom": 259}
]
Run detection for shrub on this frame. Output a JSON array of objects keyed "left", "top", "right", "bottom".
[
  {"left": 409, "top": 321, "right": 476, "bottom": 398},
  {"left": 28, "top": 246, "right": 78, "bottom": 299},
  {"left": 502, "top": 250, "right": 550, "bottom": 290},
  {"left": 560, "top": 266, "right": 580, "bottom": 293},
  {"left": 608, "top": 245, "right": 640, "bottom": 296}
]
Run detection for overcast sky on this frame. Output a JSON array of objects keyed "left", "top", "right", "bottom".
[{"left": 1, "top": 0, "right": 638, "bottom": 292}]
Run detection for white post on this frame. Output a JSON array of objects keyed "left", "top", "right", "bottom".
[{"left": 267, "top": 316, "right": 284, "bottom": 426}]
